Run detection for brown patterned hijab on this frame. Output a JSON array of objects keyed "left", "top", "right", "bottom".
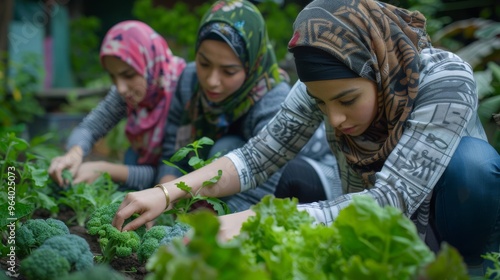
[{"left": 288, "top": 0, "right": 431, "bottom": 184}]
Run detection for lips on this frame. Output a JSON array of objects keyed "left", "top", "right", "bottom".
[
  {"left": 205, "top": 90, "right": 222, "bottom": 100},
  {"left": 341, "top": 126, "right": 356, "bottom": 134}
]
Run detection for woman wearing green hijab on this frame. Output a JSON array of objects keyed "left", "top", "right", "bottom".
[{"left": 155, "top": 0, "right": 338, "bottom": 212}]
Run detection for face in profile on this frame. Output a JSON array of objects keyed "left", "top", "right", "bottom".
[
  {"left": 305, "top": 77, "right": 378, "bottom": 136},
  {"left": 102, "top": 55, "right": 147, "bottom": 107},
  {"left": 195, "top": 39, "right": 246, "bottom": 103}
]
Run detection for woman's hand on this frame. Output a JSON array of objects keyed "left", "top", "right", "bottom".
[
  {"left": 48, "top": 146, "right": 83, "bottom": 187},
  {"left": 72, "top": 161, "right": 108, "bottom": 185},
  {"left": 217, "top": 209, "right": 255, "bottom": 242},
  {"left": 112, "top": 187, "right": 168, "bottom": 231}
]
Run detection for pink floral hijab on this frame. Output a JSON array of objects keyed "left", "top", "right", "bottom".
[{"left": 100, "top": 20, "right": 186, "bottom": 165}]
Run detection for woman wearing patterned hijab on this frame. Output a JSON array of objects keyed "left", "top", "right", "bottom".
[
  {"left": 156, "top": 0, "right": 337, "bottom": 212},
  {"left": 48, "top": 20, "right": 186, "bottom": 190},
  {"left": 113, "top": 0, "right": 499, "bottom": 272}
]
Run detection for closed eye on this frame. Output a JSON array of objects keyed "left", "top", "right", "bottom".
[{"left": 340, "top": 98, "right": 356, "bottom": 106}]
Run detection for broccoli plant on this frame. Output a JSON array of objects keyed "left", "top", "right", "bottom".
[
  {"left": 137, "top": 223, "right": 191, "bottom": 263},
  {"left": 58, "top": 171, "right": 126, "bottom": 227},
  {"left": 19, "top": 234, "right": 94, "bottom": 280},
  {"left": 162, "top": 137, "right": 230, "bottom": 216},
  {"left": 87, "top": 201, "right": 145, "bottom": 263},
  {"left": 16, "top": 218, "right": 70, "bottom": 258}
]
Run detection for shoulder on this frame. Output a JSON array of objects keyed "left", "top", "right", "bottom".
[
  {"left": 245, "top": 82, "right": 290, "bottom": 118},
  {"left": 419, "top": 48, "right": 474, "bottom": 78},
  {"left": 175, "top": 62, "right": 197, "bottom": 103},
  {"left": 259, "top": 82, "right": 291, "bottom": 101},
  {"left": 177, "top": 62, "right": 197, "bottom": 87}
]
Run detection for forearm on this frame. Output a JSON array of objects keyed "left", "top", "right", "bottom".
[
  {"left": 100, "top": 162, "right": 129, "bottom": 183},
  {"left": 159, "top": 174, "right": 178, "bottom": 183},
  {"left": 159, "top": 157, "right": 241, "bottom": 204}
]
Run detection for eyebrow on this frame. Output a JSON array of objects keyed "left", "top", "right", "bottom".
[
  {"left": 198, "top": 51, "right": 243, "bottom": 69},
  {"left": 306, "top": 88, "right": 358, "bottom": 101}
]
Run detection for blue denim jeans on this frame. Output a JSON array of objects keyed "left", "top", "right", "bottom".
[
  {"left": 431, "top": 137, "right": 500, "bottom": 272},
  {"left": 207, "top": 135, "right": 246, "bottom": 158},
  {"left": 123, "top": 147, "right": 139, "bottom": 165},
  {"left": 207, "top": 135, "right": 284, "bottom": 212}
]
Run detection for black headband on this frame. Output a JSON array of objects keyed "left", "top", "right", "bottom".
[{"left": 292, "top": 46, "right": 359, "bottom": 82}]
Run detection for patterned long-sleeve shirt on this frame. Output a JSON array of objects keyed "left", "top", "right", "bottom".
[
  {"left": 66, "top": 86, "right": 157, "bottom": 189},
  {"left": 226, "top": 48, "right": 487, "bottom": 236}
]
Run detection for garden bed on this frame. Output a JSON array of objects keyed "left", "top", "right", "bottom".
[{"left": 0, "top": 207, "right": 148, "bottom": 280}]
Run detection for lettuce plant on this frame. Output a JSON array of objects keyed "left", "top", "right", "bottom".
[{"left": 146, "top": 195, "right": 470, "bottom": 280}]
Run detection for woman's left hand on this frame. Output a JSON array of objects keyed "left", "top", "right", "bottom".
[{"left": 217, "top": 210, "right": 255, "bottom": 242}]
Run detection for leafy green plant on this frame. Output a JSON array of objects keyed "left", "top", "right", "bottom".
[
  {"left": 0, "top": 52, "right": 45, "bottom": 127},
  {"left": 0, "top": 132, "right": 59, "bottom": 223},
  {"left": 162, "top": 137, "right": 230, "bottom": 216},
  {"left": 483, "top": 252, "right": 500, "bottom": 279},
  {"left": 0, "top": 131, "right": 63, "bottom": 257},
  {"left": 476, "top": 62, "right": 500, "bottom": 153},
  {"left": 146, "top": 195, "right": 470, "bottom": 280},
  {"left": 57, "top": 171, "right": 126, "bottom": 227}
]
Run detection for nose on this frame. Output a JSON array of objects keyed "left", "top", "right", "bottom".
[
  {"left": 206, "top": 70, "right": 220, "bottom": 88},
  {"left": 115, "top": 77, "right": 128, "bottom": 95},
  {"left": 326, "top": 109, "right": 346, "bottom": 128}
]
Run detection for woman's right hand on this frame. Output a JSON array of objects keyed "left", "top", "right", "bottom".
[
  {"left": 112, "top": 187, "right": 168, "bottom": 232},
  {"left": 48, "top": 146, "right": 83, "bottom": 187}
]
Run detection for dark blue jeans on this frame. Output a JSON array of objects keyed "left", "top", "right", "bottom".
[{"left": 431, "top": 137, "right": 500, "bottom": 270}]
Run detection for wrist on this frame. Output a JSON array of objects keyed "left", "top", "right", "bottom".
[
  {"left": 155, "top": 184, "right": 171, "bottom": 210},
  {"left": 68, "top": 146, "right": 83, "bottom": 159}
]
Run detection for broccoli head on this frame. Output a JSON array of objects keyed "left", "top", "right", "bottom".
[
  {"left": 86, "top": 202, "right": 121, "bottom": 236},
  {"left": 87, "top": 202, "right": 146, "bottom": 237},
  {"left": 20, "top": 247, "right": 71, "bottom": 280},
  {"left": 19, "top": 234, "right": 93, "bottom": 280},
  {"left": 39, "top": 234, "right": 94, "bottom": 271},
  {"left": 16, "top": 218, "right": 70, "bottom": 257},
  {"left": 137, "top": 222, "right": 191, "bottom": 263},
  {"left": 58, "top": 264, "right": 127, "bottom": 280},
  {"left": 87, "top": 202, "right": 147, "bottom": 263},
  {"left": 97, "top": 223, "right": 140, "bottom": 263}
]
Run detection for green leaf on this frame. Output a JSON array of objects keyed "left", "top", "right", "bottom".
[
  {"left": 188, "top": 156, "right": 203, "bottom": 168},
  {"left": 194, "top": 136, "right": 214, "bottom": 148},
  {"left": 0, "top": 202, "right": 34, "bottom": 227},
  {"left": 27, "top": 164, "right": 49, "bottom": 187},
  {"left": 176, "top": 181, "right": 191, "bottom": 193},
  {"left": 162, "top": 160, "right": 188, "bottom": 175},
  {"left": 483, "top": 252, "right": 500, "bottom": 279},
  {"left": 201, "top": 170, "right": 222, "bottom": 188},
  {"left": 205, "top": 197, "right": 231, "bottom": 215},
  {"left": 35, "top": 191, "right": 59, "bottom": 213},
  {"left": 420, "top": 242, "right": 468, "bottom": 280},
  {"left": 335, "top": 195, "right": 435, "bottom": 280},
  {"left": 170, "top": 147, "right": 194, "bottom": 162}
]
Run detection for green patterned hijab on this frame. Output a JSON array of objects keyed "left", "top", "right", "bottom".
[{"left": 182, "top": 0, "right": 286, "bottom": 143}]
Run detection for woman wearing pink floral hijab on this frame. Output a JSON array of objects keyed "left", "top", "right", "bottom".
[{"left": 48, "top": 20, "right": 186, "bottom": 190}]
